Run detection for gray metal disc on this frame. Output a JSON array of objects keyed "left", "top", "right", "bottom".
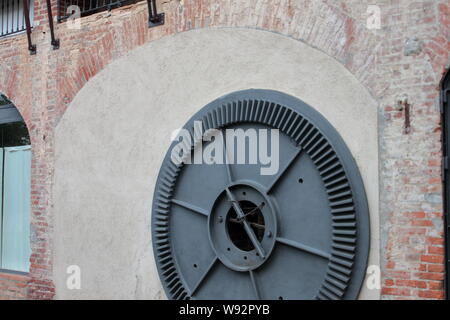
[{"left": 152, "top": 89, "right": 370, "bottom": 300}]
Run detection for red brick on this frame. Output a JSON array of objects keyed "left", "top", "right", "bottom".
[
  {"left": 427, "top": 237, "right": 444, "bottom": 245},
  {"left": 411, "top": 220, "right": 433, "bottom": 227},
  {"left": 418, "top": 290, "right": 445, "bottom": 299},
  {"left": 421, "top": 255, "right": 444, "bottom": 264},
  {"left": 384, "top": 279, "right": 395, "bottom": 287},
  {"left": 405, "top": 211, "right": 425, "bottom": 218},
  {"left": 381, "top": 287, "right": 411, "bottom": 297},
  {"left": 428, "top": 264, "right": 445, "bottom": 273},
  {"left": 416, "top": 272, "right": 445, "bottom": 281},
  {"left": 428, "top": 246, "right": 445, "bottom": 255},
  {"left": 428, "top": 281, "right": 443, "bottom": 290},
  {"left": 395, "top": 280, "right": 427, "bottom": 289}
]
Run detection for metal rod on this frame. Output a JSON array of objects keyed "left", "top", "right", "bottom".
[
  {"left": 16, "top": 0, "right": 20, "bottom": 33},
  {"left": 152, "top": 0, "right": 159, "bottom": 17},
  {"left": 1, "top": 0, "right": 5, "bottom": 36},
  {"left": 236, "top": 203, "right": 265, "bottom": 222},
  {"left": 7, "top": 0, "right": 10, "bottom": 33},
  {"left": 228, "top": 218, "right": 265, "bottom": 230},
  {"left": 149, "top": 0, "right": 156, "bottom": 19},
  {"left": 46, "top": 0, "right": 59, "bottom": 49},
  {"left": 11, "top": 0, "right": 14, "bottom": 33},
  {"left": 226, "top": 188, "right": 266, "bottom": 258},
  {"left": 147, "top": 0, "right": 164, "bottom": 28},
  {"left": 22, "top": 0, "right": 36, "bottom": 54}
]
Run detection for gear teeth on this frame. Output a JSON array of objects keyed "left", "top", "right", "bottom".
[{"left": 152, "top": 94, "right": 366, "bottom": 300}]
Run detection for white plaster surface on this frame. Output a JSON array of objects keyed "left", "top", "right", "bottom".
[{"left": 53, "top": 28, "right": 380, "bottom": 299}]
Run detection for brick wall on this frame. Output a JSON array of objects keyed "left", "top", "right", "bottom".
[
  {"left": 375, "top": 0, "right": 449, "bottom": 300},
  {"left": 0, "top": 272, "right": 29, "bottom": 300},
  {"left": 0, "top": 0, "right": 448, "bottom": 299}
]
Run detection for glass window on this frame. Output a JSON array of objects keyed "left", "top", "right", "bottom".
[{"left": 0, "top": 103, "right": 31, "bottom": 273}]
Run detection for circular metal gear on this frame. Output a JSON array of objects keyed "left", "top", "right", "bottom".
[{"left": 152, "top": 89, "right": 370, "bottom": 300}]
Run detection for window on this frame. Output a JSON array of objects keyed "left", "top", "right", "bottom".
[
  {"left": 0, "top": 94, "right": 31, "bottom": 273},
  {"left": 0, "top": 0, "right": 34, "bottom": 37}
]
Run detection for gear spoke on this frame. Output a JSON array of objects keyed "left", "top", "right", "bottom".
[
  {"left": 190, "top": 256, "right": 219, "bottom": 297},
  {"left": 222, "top": 129, "right": 233, "bottom": 184},
  {"left": 171, "top": 199, "right": 209, "bottom": 217},
  {"left": 249, "top": 270, "right": 261, "bottom": 300},
  {"left": 266, "top": 147, "right": 303, "bottom": 194},
  {"left": 276, "top": 237, "right": 331, "bottom": 260}
]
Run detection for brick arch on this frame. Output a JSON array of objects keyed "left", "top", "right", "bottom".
[
  {"left": 0, "top": 66, "right": 14, "bottom": 100},
  {"left": 0, "top": 89, "right": 32, "bottom": 138},
  {"left": 58, "top": 0, "right": 380, "bottom": 124},
  {"left": 0, "top": 93, "right": 32, "bottom": 156},
  {"left": 48, "top": 0, "right": 382, "bottom": 301},
  {"left": 0, "top": 41, "right": 36, "bottom": 132}
]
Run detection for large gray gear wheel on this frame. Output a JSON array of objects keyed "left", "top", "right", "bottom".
[{"left": 152, "top": 90, "right": 370, "bottom": 300}]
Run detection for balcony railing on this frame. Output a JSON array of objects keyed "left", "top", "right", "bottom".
[
  {"left": 57, "top": 0, "right": 140, "bottom": 21},
  {"left": 0, "top": 0, "right": 162, "bottom": 50},
  {"left": 0, "top": 0, "right": 33, "bottom": 37},
  {"left": 58, "top": 0, "right": 164, "bottom": 27}
]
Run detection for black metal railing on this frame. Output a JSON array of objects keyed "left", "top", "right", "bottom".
[
  {"left": 58, "top": 0, "right": 164, "bottom": 27},
  {"left": 0, "top": 0, "right": 33, "bottom": 37},
  {"left": 58, "top": 0, "right": 139, "bottom": 21}
]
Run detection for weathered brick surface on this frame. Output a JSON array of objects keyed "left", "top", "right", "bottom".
[
  {"left": 373, "top": 0, "right": 449, "bottom": 300},
  {"left": 0, "top": 0, "right": 448, "bottom": 299},
  {"left": 0, "top": 272, "right": 29, "bottom": 300}
]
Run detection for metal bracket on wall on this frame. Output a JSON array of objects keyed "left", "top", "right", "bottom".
[
  {"left": 147, "top": 0, "right": 165, "bottom": 28},
  {"left": 46, "top": 0, "right": 60, "bottom": 50},
  {"left": 22, "top": 0, "right": 36, "bottom": 55}
]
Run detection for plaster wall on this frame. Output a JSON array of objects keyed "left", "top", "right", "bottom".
[{"left": 53, "top": 28, "right": 380, "bottom": 299}]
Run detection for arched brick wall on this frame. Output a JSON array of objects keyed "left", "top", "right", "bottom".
[
  {"left": 51, "top": 27, "right": 380, "bottom": 299},
  {"left": 57, "top": 0, "right": 380, "bottom": 120}
]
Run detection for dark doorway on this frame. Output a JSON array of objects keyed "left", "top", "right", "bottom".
[{"left": 442, "top": 71, "right": 450, "bottom": 300}]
